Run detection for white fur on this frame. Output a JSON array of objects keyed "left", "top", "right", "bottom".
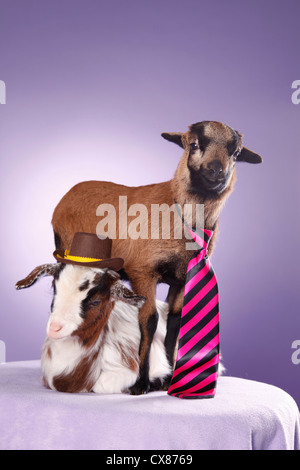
[
  {"left": 93, "top": 299, "right": 170, "bottom": 393},
  {"left": 45, "top": 265, "right": 97, "bottom": 339}
]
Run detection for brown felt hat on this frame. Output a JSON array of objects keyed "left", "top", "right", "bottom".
[{"left": 53, "top": 232, "right": 124, "bottom": 271}]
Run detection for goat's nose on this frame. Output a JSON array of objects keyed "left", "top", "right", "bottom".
[
  {"left": 207, "top": 160, "right": 223, "bottom": 177},
  {"left": 48, "top": 321, "right": 63, "bottom": 335}
]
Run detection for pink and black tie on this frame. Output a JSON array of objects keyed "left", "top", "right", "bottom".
[{"left": 168, "top": 227, "right": 220, "bottom": 399}]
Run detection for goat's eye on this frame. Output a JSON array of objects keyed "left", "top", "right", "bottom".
[
  {"left": 90, "top": 300, "right": 101, "bottom": 307},
  {"left": 190, "top": 142, "right": 198, "bottom": 151}
]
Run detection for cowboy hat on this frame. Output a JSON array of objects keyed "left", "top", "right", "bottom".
[{"left": 53, "top": 232, "right": 124, "bottom": 271}]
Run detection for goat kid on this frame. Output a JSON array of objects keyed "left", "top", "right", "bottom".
[
  {"left": 52, "top": 120, "right": 262, "bottom": 394},
  {"left": 16, "top": 264, "right": 171, "bottom": 393}
]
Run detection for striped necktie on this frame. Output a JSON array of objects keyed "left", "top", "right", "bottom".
[{"left": 168, "top": 227, "right": 220, "bottom": 399}]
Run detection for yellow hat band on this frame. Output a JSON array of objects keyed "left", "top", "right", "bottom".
[{"left": 58, "top": 250, "right": 103, "bottom": 263}]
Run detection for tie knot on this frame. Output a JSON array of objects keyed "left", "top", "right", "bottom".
[{"left": 188, "top": 227, "right": 214, "bottom": 252}]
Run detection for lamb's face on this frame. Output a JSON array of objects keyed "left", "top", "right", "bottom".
[
  {"left": 48, "top": 265, "right": 114, "bottom": 340},
  {"left": 186, "top": 121, "right": 242, "bottom": 196},
  {"left": 162, "top": 120, "right": 262, "bottom": 198}
]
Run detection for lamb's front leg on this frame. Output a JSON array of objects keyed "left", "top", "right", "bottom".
[{"left": 128, "top": 276, "right": 158, "bottom": 395}]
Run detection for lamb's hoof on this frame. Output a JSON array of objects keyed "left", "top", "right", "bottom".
[{"left": 129, "top": 377, "right": 150, "bottom": 395}]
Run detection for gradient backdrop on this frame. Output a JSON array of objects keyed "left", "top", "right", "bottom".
[{"left": 1, "top": 0, "right": 299, "bottom": 405}]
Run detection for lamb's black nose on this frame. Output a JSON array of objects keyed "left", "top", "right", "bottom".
[{"left": 206, "top": 160, "right": 224, "bottom": 179}]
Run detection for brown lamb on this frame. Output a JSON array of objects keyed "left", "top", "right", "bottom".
[{"left": 52, "top": 120, "right": 262, "bottom": 394}]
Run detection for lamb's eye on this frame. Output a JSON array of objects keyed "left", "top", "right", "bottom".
[{"left": 190, "top": 142, "right": 198, "bottom": 151}]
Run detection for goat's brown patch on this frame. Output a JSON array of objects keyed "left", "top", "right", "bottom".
[
  {"left": 53, "top": 351, "right": 98, "bottom": 393},
  {"left": 47, "top": 346, "right": 52, "bottom": 359},
  {"left": 118, "top": 343, "right": 139, "bottom": 372},
  {"left": 74, "top": 297, "right": 114, "bottom": 348}
]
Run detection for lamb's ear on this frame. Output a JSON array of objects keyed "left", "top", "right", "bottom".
[
  {"left": 15, "top": 263, "right": 59, "bottom": 290},
  {"left": 161, "top": 132, "right": 184, "bottom": 149},
  {"left": 237, "top": 147, "right": 263, "bottom": 164},
  {"left": 111, "top": 281, "right": 146, "bottom": 308}
]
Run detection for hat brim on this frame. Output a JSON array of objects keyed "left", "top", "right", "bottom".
[{"left": 53, "top": 250, "right": 124, "bottom": 271}]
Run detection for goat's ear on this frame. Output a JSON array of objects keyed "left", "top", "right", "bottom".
[
  {"left": 237, "top": 147, "right": 263, "bottom": 164},
  {"left": 111, "top": 281, "right": 146, "bottom": 308},
  {"left": 161, "top": 132, "right": 184, "bottom": 149},
  {"left": 15, "top": 263, "right": 59, "bottom": 290},
  {"left": 93, "top": 268, "right": 120, "bottom": 294}
]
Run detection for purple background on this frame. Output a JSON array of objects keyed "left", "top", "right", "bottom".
[{"left": 1, "top": 1, "right": 299, "bottom": 404}]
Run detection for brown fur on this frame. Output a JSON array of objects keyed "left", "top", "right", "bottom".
[
  {"left": 52, "top": 120, "right": 262, "bottom": 394},
  {"left": 119, "top": 344, "right": 139, "bottom": 373},
  {"left": 52, "top": 351, "right": 98, "bottom": 393},
  {"left": 72, "top": 296, "right": 114, "bottom": 348}
]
